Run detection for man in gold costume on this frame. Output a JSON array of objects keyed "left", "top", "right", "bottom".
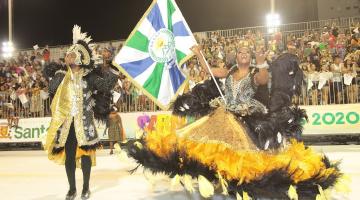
[{"left": 43, "top": 25, "right": 118, "bottom": 200}]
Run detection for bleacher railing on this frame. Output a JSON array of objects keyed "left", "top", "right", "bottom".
[
  {"left": 0, "top": 91, "right": 52, "bottom": 119},
  {"left": 203, "top": 16, "right": 360, "bottom": 38},
  {"left": 0, "top": 75, "right": 358, "bottom": 118}
]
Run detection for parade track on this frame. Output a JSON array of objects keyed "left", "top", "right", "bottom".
[{"left": 1, "top": 145, "right": 359, "bottom": 200}]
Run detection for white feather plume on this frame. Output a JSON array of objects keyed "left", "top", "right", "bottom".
[
  {"left": 72, "top": 24, "right": 92, "bottom": 44},
  {"left": 72, "top": 25, "right": 82, "bottom": 44}
]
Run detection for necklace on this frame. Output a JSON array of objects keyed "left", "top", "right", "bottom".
[{"left": 231, "top": 75, "right": 246, "bottom": 98}]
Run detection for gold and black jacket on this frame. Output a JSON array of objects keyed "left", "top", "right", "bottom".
[{"left": 43, "top": 63, "right": 118, "bottom": 165}]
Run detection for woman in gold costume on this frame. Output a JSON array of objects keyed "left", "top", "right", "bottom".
[{"left": 126, "top": 45, "right": 342, "bottom": 199}]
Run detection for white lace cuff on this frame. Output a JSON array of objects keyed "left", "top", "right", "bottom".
[{"left": 256, "top": 62, "right": 269, "bottom": 69}]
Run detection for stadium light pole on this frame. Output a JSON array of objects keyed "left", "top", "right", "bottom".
[
  {"left": 8, "top": 0, "right": 13, "bottom": 42},
  {"left": 270, "top": 0, "right": 275, "bottom": 13},
  {"left": 266, "top": 0, "right": 281, "bottom": 34},
  {"left": 2, "top": 0, "right": 14, "bottom": 58}
]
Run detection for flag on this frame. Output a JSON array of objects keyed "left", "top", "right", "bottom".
[{"left": 113, "top": 0, "right": 197, "bottom": 110}]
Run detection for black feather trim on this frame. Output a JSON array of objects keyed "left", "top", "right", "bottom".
[
  {"left": 172, "top": 78, "right": 222, "bottom": 117},
  {"left": 51, "top": 143, "right": 101, "bottom": 155},
  {"left": 76, "top": 40, "right": 95, "bottom": 70},
  {"left": 79, "top": 142, "right": 102, "bottom": 151},
  {"left": 270, "top": 53, "right": 303, "bottom": 98},
  {"left": 125, "top": 140, "right": 216, "bottom": 180},
  {"left": 124, "top": 139, "right": 340, "bottom": 199},
  {"left": 244, "top": 106, "right": 308, "bottom": 150},
  {"left": 297, "top": 156, "right": 341, "bottom": 192},
  {"left": 51, "top": 147, "right": 65, "bottom": 155},
  {"left": 92, "top": 91, "right": 112, "bottom": 123},
  {"left": 42, "top": 62, "right": 66, "bottom": 80},
  {"left": 85, "top": 68, "right": 117, "bottom": 123}
]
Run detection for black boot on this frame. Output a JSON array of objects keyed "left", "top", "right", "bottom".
[
  {"left": 65, "top": 190, "right": 77, "bottom": 200},
  {"left": 81, "top": 189, "right": 91, "bottom": 200}
]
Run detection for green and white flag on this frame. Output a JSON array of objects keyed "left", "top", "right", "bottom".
[{"left": 113, "top": 0, "right": 197, "bottom": 110}]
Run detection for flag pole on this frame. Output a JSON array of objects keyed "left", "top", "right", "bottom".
[{"left": 199, "top": 51, "right": 227, "bottom": 105}]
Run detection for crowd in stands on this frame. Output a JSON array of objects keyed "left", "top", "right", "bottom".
[
  {"left": 1, "top": 23, "right": 359, "bottom": 121},
  {"left": 184, "top": 24, "right": 360, "bottom": 105},
  {"left": 0, "top": 47, "right": 51, "bottom": 125}
]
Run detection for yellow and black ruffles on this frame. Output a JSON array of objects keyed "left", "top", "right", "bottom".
[{"left": 126, "top": 108, "right": 341, "bottom": 199}]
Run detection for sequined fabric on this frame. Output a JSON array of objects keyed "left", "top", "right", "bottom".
[
  {"left": 224, "top": 73, "right": 267, "bottom": 115},
  {"left": 45, "top": 67, "right": 99, "bottom": 166},
  {"left": 174, "top": 72, "right": 269, "bottom": 151},
  {"left": 177, "top": 107, "right": 257, "bottom": 151},
  {"left": 50, "top": 68, "right": 99, "bottom": 150}
]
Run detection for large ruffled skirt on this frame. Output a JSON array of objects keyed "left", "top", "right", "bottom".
[{"left": 126, "top": 107, "right": 342, "bottom": 199}]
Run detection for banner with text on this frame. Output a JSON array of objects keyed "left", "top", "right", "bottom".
[
  {"left": 1, "top": 104, "right": 359, "bottom": 143},
  {"left": 300, "top": 104, "right": 360, "bottom": 135},
  {"left": 0, "top": 118, "right": 106, "bottom": 143}
]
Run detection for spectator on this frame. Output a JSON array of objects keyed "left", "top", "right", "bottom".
[
  {"left": 121, "top": 79, "right": 133, "bottom": 111},
  {"left": 336, "top": 33, "right": 347, "bottom": 59},
  {"left": 183, "top": 61, "right": 199, "bottom": 76},
  {"left": 30, "top": 82, "right": 42, "bottom": 117},
  {"left": 107, "top": 106, "right": 125, "bottom": 155},
  {"left": 319, "top": 64, "right": 333, "bottom": 105},
  {"left": 343, "top": 56, "right": 358, "bottom": 103},
  {"left": 308, "top": 64, "right": 319, "bottom": 105},
  {"left": 43, "top": 45, "right": 51, "bottom": 63},
  {"left": 309, "top": 47, "right": 321, "bottom": 71},
  {"left": 188, "top": 69, "right": 197, "bottom": 90},
  {"left": 197, "top": 70, "right": 208, "bottom": 83},
  {"left": 330, "top": 56, "right": 345, "bottom": 104},
  {"left": 300, "top": 62, "right": 310, "bottom": 105}
]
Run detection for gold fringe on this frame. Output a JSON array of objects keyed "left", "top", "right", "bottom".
[{"left": 46, "top": 147, "right": 96, "bottom": 168}]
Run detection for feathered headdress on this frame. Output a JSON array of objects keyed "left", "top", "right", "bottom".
[{"left": 66, "top": 25, "right": 100, "bottom": 74}]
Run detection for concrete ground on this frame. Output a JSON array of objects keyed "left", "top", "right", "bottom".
[{"left": 0, "top": 145, "right": 359, "bottom": 200}]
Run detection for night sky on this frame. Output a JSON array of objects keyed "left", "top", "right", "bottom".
[{"left": 0, "top": 0, "right": 319, "bottom": 49}]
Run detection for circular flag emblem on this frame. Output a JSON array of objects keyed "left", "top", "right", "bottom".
[{"left": 149, "top": 28, "right": 176, "bottom": 63}]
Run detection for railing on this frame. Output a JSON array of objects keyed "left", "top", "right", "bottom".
[
  {"left": 109, "top": 75, "right": 360, "bottom": 112},
  {"left": 115, "top": 75, "right": 358, "bottom": 111},
  {"left": 0, "top": 91, "right": 52, "bottom": 119},
  {"left": 0, "top": 89, "right": 161, "bottom": 119},
  {"left": 1, "top": 75, "right": 358, "bottom": 118},
  {"left": 204, "top": 16, "right": 360, "bottom": 38},
  {"left": 294, "top": 76, "right": 359, "bottom": 105},
  {"left": 114, "top": 92, "right": 160, "bottom": 113}
]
